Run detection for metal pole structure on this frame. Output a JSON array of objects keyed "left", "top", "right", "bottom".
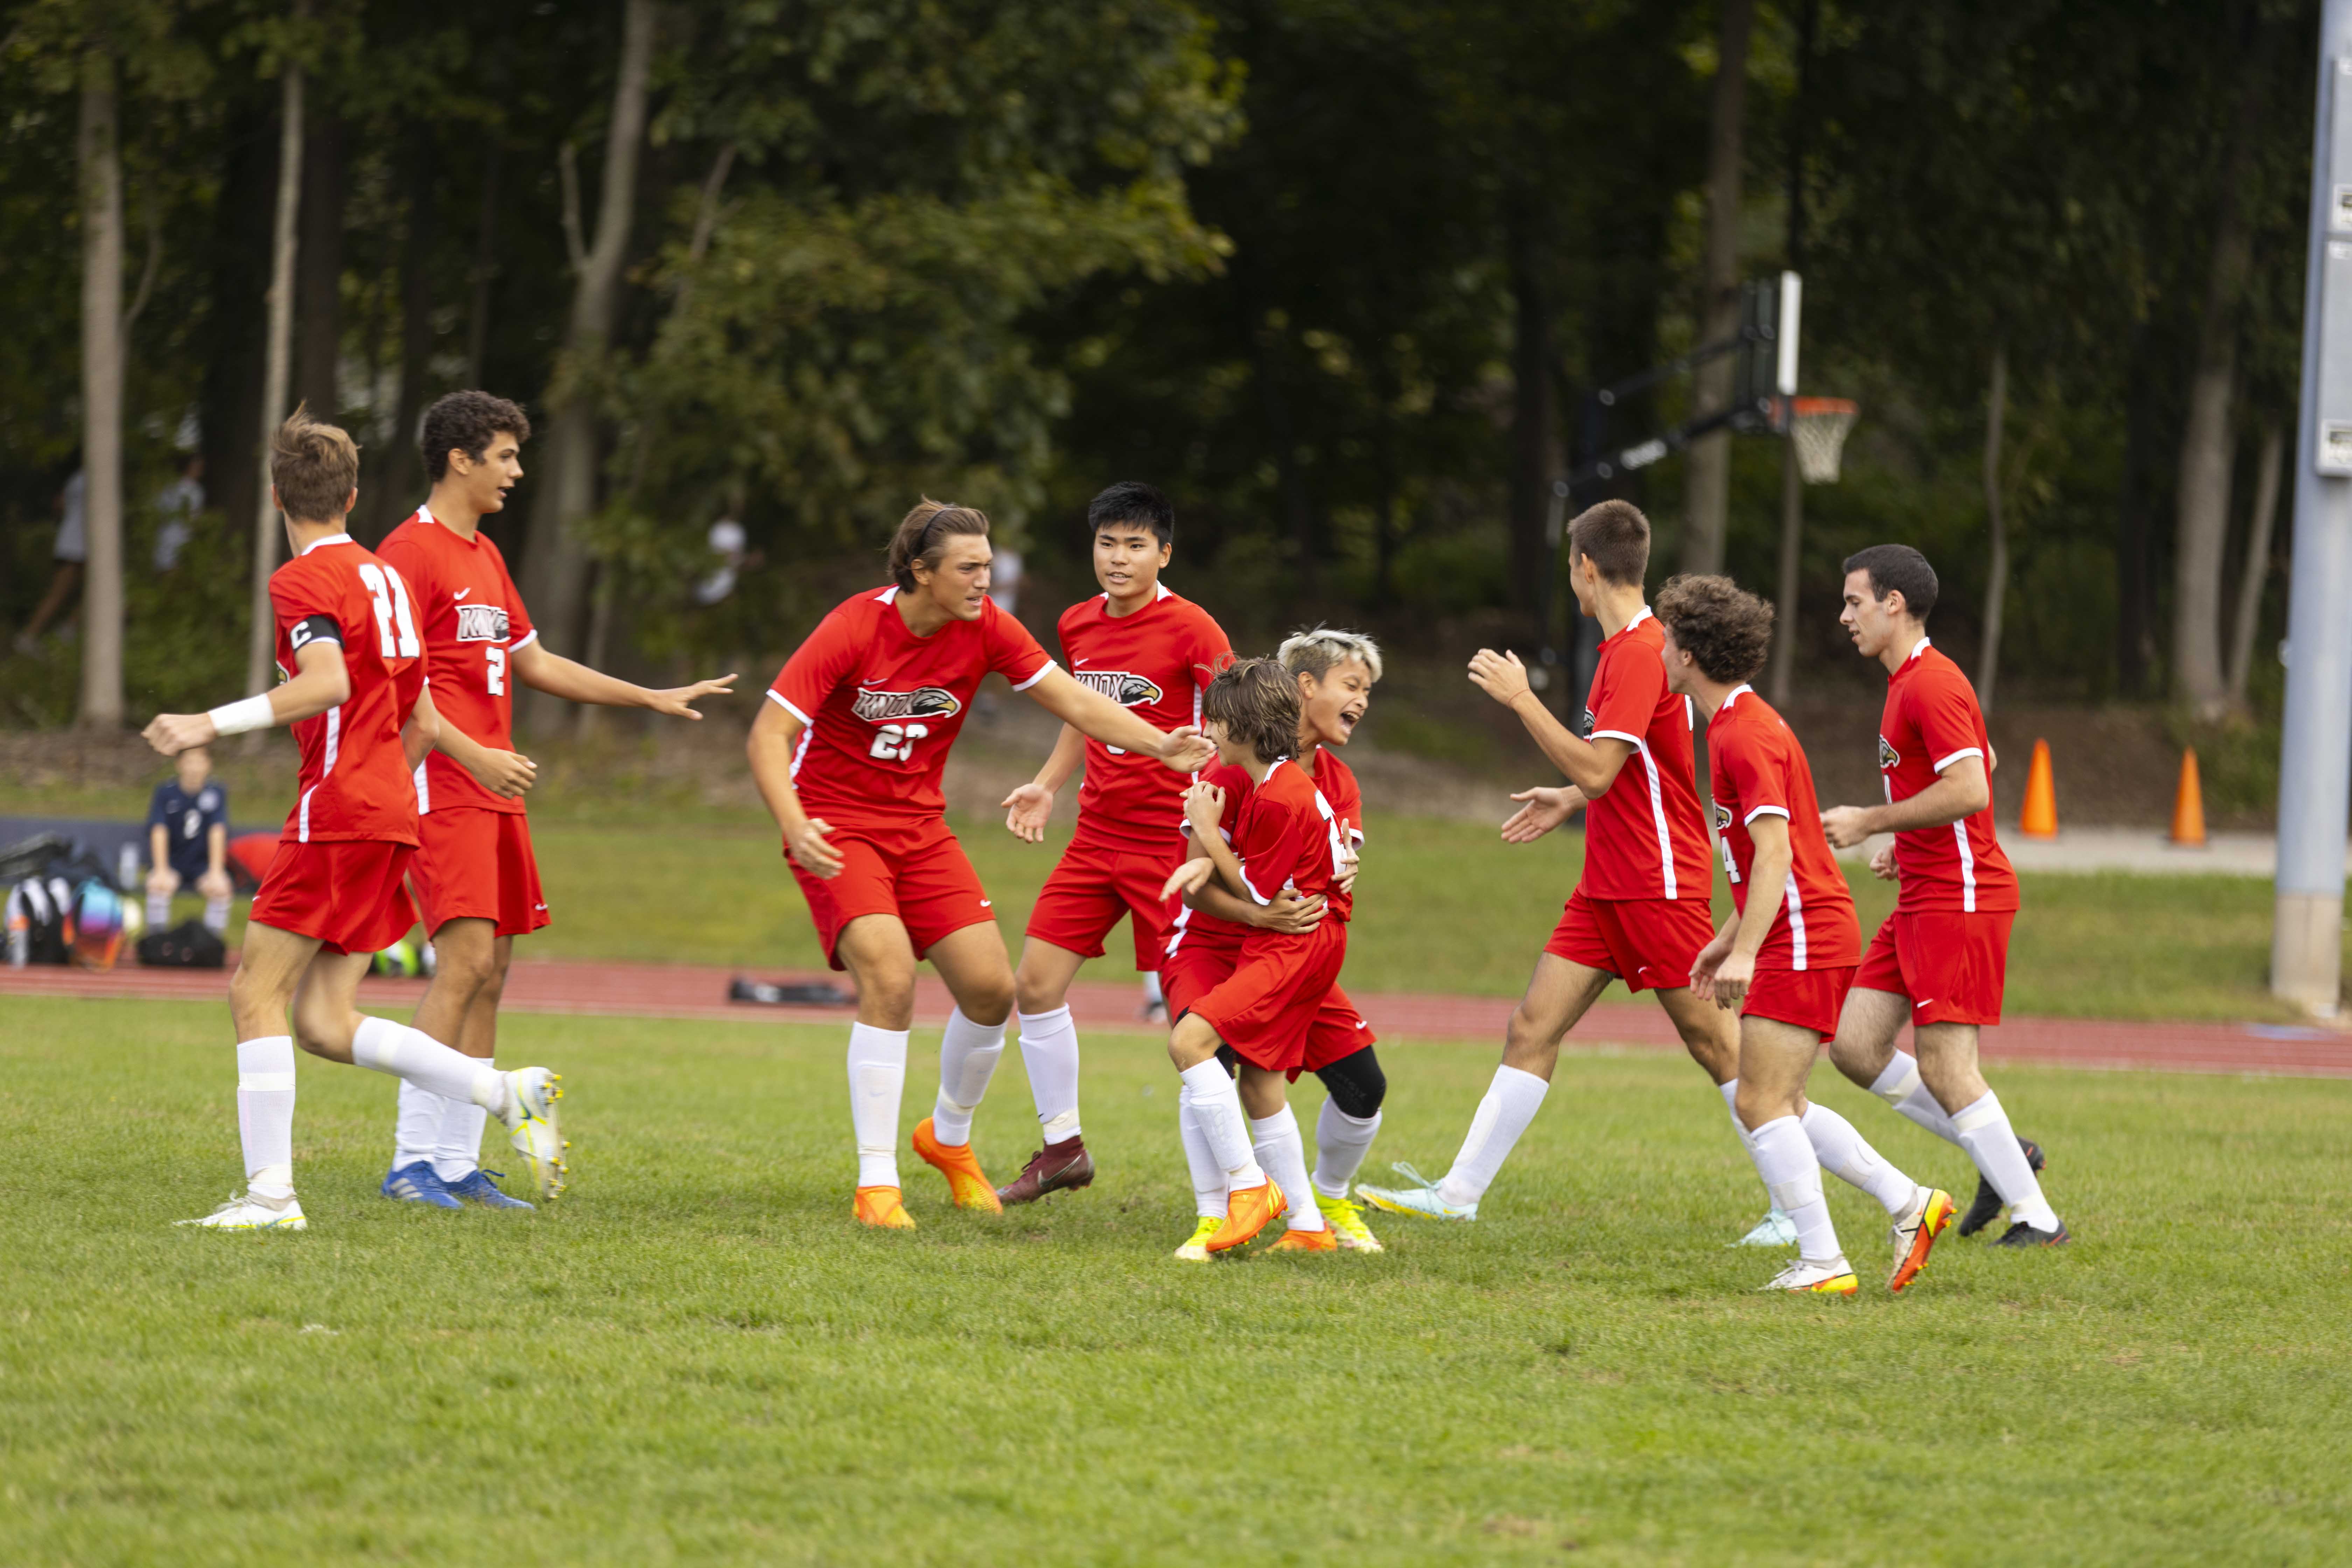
[{"left": 2272, "top": 0, "right": 2352, "bottom": 1014}]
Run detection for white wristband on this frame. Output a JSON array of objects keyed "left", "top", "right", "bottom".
[{"left": 206, "top": 694, "right": 276, "bottom": 736}]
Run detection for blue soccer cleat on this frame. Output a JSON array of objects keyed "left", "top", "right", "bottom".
[
  {"left": 381, "top": 1161, "right": 462, "bottom": 1209},
  {"left": 443, "top": 1169, "right": 535, "bottom": 1211},
  {"left": 1354, "top": 1162, "right": 1478, "bottom": 1222}
]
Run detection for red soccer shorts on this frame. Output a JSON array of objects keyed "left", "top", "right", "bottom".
[
  {"left": 1855, "top": 909, "right": 2015, "bottom": 1026},
  {"left": 1024, "top": 836, "right": 1177, "bottom": 971},
  {"left": 249, "top": 838, "right": 419, "bottom": 956},
  {"left": 788, "top": 816, "right": 994, "bottom": 971},
  {"left": 1188, "top": 923, "right": 1348, "bottom": 1074},
  {"left": 1160, "top": 941, "right": 1237, "bottom": 1017},
  {"left": 411, "top": 807, "right": 550, "bottom": 938},
  {"left": 1544, "top": 888, "right": 1717, "bottom": 993},
  {"left": 1164, "top": 943, "right": 1376, "bottom": 1079},
  {"left": 1741, "top": 964, "right": 1857, "bottom": 1038}
]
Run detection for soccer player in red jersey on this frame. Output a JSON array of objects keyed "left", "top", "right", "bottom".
[
  {"left": 746, "top": 499, "right": 1214, "bottom": 1229},
  {"left": 1357, "top": 502, "right": 1771, "bottom": 1228},
  {"left": 369, "top": 392, "right": 737, "bottom": 1211},
  {"left": 1159, "top": 628, "right": 1386, "bottom": 1259},
  {"left": 1655, "top": 575, "right": 1958, "bottom": 1296},
  {"left": 142, "top": 411, "right": 566, "bottom": 1231},
  {"left": 1159, "top": 659, "right": 1354, "bottom": 1254},
  {"left": 1818, "top": 545, "right": 2067, "bottom": 1246},
  {"left": 994, "top": 482, "right": 1230, "bottom": 1204}
]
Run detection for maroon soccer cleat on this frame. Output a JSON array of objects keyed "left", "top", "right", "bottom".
[{"left": 995, "top": 1139, "right": 1096, "bottom": 1205}]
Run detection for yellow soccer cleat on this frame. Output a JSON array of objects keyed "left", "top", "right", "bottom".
[
  {"left": 1268, "top": 1224, "right": 1338, "bottom": 1253},
  {"left": 1314, "top": 1192, "right": 1384, "bottom": 1253},
  {"left": 1172, "top": 1215, "right": 1222, "bottom": 1262},
  {"left": 854, "top": 1185, "right": 916, "bottom": 1229},
  {"left": 911, "top": 1118, "right": 1003, "bottom": 1213},
  {"left": 1761, "top": 1258, "right": 1859, "bottom": 1296},
  {"left": 1888, "top": 1186, "right": 1956, "bottom": 1293}
]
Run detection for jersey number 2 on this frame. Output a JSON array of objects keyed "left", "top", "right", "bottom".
[
  {"left": 869, "top": 723, "right": 929, "bottom": 762},
  {"left": 356, "top": 564, "right": 421, "bottom": 659},
  {"left": 485, "top": 645, "right": 506, "bottom": 695}
]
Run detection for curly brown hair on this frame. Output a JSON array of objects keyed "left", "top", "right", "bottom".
[
  {"left": 1202, "top": 656, "right": 1300, "bottom": 764},
  {"left": 420, "top": 390, "right": 531, "bottom": 482},
  {"left": 1653, "top": 573, "right": 1774, "bottom": 686}
]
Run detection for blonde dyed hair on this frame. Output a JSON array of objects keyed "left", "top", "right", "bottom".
[{"left": 1277, "top": 625, "right": 1383, "bottom": 684}]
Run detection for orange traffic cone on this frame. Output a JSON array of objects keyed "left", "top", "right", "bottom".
[
  {"left": 2170, "top": 747, "right": 2206, "bottom": 847},
  {"left": 2019, "top": 738, "right": 2058, "bottom": 839}
]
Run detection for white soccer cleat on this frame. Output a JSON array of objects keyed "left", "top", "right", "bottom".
[
  {"left": 177, "top": 1191, "right": 307, "bottom": 1231},
  {"left": 1354, "top": 1162, "right": 1477, "bottom": 1222},
  {"left": 1733, "top": 1208, "right": 1800, "bottom": 1248},
  {"left": 1759, "top": 1256, "right": 1859, "bottom": 1296},
  {"left": 496, "top": 1067, "right": 568, "bottom": 1201}
]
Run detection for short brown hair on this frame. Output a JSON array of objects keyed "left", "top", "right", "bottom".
[
  {"left": 420, "top": 390, "right": 532, "bottom": 482},
  {"left": 1843, "top": 543, "right": 1939, "bottom": 622},
  {"left": 888, "top": 497, "right": 991, "bottom": 591},
  {"left": 270, "top": 404, "right": 359, "bottom": 524},
  {"left": 1568, "top": 499, "right": 1650, "bottom": 588},
  {"left": 1653, "top": 573, "right": 1774, "bottom": 685},
  {"left": 1202, "top": 657, "right": 1299, "bottom": 765}
]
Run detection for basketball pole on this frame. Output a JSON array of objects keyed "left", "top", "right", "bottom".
[{"left": 2271, "top": 0, "right": 2352, "bottom": 1015}]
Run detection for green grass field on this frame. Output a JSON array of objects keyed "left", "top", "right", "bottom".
[{"left": 6, "top": 995, "right": 2350, "bottom": 1564}]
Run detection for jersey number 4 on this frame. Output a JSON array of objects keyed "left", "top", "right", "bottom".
[
  {"left": 356, "top": 563, "right": 422, "bottom": 659},
  {"left": 868, "top": 723, "right": 930, "bottom": 762}
]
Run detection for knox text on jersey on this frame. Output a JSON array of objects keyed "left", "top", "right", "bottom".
[
  {"left": 455, "top": 603, "right": 512, "bottom": 643},
  {"left": 1071, "top": 669, "right": 1164, "bottom": 707},
  {"left": 851, "top": 685, "right": 962, "bottom": 724}
]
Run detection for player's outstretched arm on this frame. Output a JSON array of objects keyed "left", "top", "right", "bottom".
[
  {"left": 1820, "top": 755, "right": 1990, "bottom": 847},
  {"left": 509, "top": 639, "right": 738, "bottom": 718},
  {"left": 746, "top": 698, "right": 845, "bottom": 877},
  {"left": 1499, "top": 785, "right": 1587, "bottom": 843},
  {"left": 1709, "top": 816, "right": 1793, "bottom": 1009},
  {"left": 142, "top": 640, "right": 350, "bottom": 757},
  {"left": 1023, "top": 666, "right": 1214, "bottom": 774},
  {"left": 429, "top": 702, "right": 538, "bottom": 799},
  {"left": 1003, "top": 723, "right": 1085, "bottom": 842},
  {"left": 1466, "top": 649, "right": 1634, "bottom": 797}
]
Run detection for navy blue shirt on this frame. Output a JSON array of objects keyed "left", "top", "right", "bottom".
[{"left": 148, "top": 778, "right": 229, "bottom": 882}]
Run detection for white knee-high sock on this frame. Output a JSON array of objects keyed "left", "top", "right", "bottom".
[
  {"left": 1748, "top": 1115, "right": 1842, "bottom": 1266},
  {"left": 848, "top": 1023, "right": 910, "bottom": 1188},
  {"left": 393, "top": 1080, "right": 444, "bottom": 1172},
  {"left": 1720, "top": 1078, "right": 1783, "bottom": 1213},
  {"left": 1181, "top": 1099, "right": 1228, "bottom": 1217},
  {"left": 1141, "top": 971, "right": 1165, "bottom": 1008},
  {"left": 931, "top": 1008, "right": 1005, "bottom": 1147},
  {"left": 1179, "top": 1061, "right": 1264, "bottom": 1187},
  {"left": 1015, "top": 1005, "right": 1083, "bottom": 1145},
  {"left": 147, "top": 889, "right": 172, "bottom": 928},
  {"left": 1951, "top": 1090, "right": 2060, "bottom": 1230},
  {"left": 432, "top": 1064, "right": 491, "bottom": 1183},
  {"left": 236, "top": 1036, "right": 297, "bottom": 1200},
  {"left": 350, "top": 1016, "right": 503, "bottom": 1107},
  {"left": 1869, "top": 1053, "right": 1962, "bottom": 1145},
  {"left": 1801, "top": 1101, "right": 1918, "bottom": 1215},
  {"left": 1251, "top": 1107, "right": 1321, "bottom": 1227},
  {"left": 203, "top": 896, "right": 230, "bottom": 933},
  {"left": 1437, "top": 1065, "right": 1548, "bottom": 1208},
  {"left": 1312, "top": 1100, "right": 1381, "bottom": 1199}
]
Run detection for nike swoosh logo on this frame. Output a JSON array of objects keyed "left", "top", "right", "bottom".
[
  {"left": 454, "top": 588, "right": 471, "bottom": 599},
  {"left": 979, "top": 899, "right": 993, "bottom": 908}
]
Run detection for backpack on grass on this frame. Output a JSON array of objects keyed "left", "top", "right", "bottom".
[{"left": 138, "top": 919, "right": 227, "bottom": 969}]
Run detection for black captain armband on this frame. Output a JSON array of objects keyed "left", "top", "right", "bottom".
[{"left": 288, "top": 614, "right": 344, "bottom": 651}]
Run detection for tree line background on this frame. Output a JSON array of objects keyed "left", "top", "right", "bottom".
[{"left": 0, "top": 0, "right": 2320, "bottom": 753}]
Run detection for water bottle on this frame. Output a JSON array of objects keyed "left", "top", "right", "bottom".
[
  {"left": 5, "top": 907, "right": 26, "bottom": 967},
  {"left": 118, "top": 842, "right": 141, "bottom": 891}
]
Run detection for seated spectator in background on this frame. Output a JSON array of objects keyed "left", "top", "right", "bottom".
[
  {"left": 14, "top": 468, "right": 85, "bottom": 654},
  {"left": 153, "top": 454, "right": 206, "bottom": 571},
  {"left": 147, "top": 745, "right": 232, "bottom": 934}
]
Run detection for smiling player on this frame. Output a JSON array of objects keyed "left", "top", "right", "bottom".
[
  {"left": 747, "top": 499, "right": 1215, "bottom": 1228},
  {"left": 994, "top": 483, "right": 1230, "bottom": 1204}
]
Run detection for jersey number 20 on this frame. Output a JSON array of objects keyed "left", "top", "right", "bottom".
[
  {"left": 869, "top": 723, "right": 929, "bottom": 762},
  {"left": 356, "top": 563, "right": 422, "bottom": 659}
]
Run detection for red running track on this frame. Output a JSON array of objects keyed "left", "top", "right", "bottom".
[{"left": 7, "top": 957, "right": 2351, "bottom": 1079}]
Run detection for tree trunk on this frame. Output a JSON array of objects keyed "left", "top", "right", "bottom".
[
  {"left": 200, "top": 100, "right": 276, "bottom": 548},
  {"left": 242, "top": 50, "right": 305, "bottom": 704},
  {"left": 293, "top": 104, "right": 343, "bottom": 419},
  {"left": 77, "top": 49, "right": 126, "bottom": 730},
  {"left": 371, "top": 133, "right": 439, "bottom": 542},
  {"left": 1679, "top": 0, "right": 1751, "bottom": 576},
  {"left": 518, "top": 0, "right": 656, "bottom": 733},
  {"left": 2112, "top": 330, "right": 2157, "bottom": 697},
  {"left": 2225, "top": 424, "right": 2285, "bottom": 709},
  {"left": 1507, "top": 209, "right": 1555, "bottom": 644},
  {"left": 464, "top": 140, "right": 502, "bottom": 386},
  {"left": 1976, "top": 342, "right": 2009, "bottom": 713}
]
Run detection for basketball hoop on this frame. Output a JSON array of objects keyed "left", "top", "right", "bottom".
[{"left": 1787, "top": 397, "right": 1859, "bottom": 484}]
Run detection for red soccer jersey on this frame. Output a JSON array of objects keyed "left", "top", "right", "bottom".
[
  {"left": 268, "top": 533, "right": 427, "bottom": 845},
  {"left": 1578, "top": 610, "right": 1711, "bottom": 900},
  {"left": 1059, "top": 584, "right": 1229, "bottom": 853},
  {"left": 1168, "top": 761, "right": 1253, "bottom": 958},
  {"left": 769, "top": 587, "right": 1054, "bottom": 825},
  {"left": 1229, "top": 757, "right": 1348, "bottom": 929},
  {"left": 1878, "top": 638, "right": 2018, "bottom": 913},
  {"left": 375, "top": 507, "right": 537, "bottom": 816},
  {"left": 1706, "top": 685, "right": 1860, "bottom": 971},
  {"left": 1301, "top": 746, "right": 1363, "bottom": 924}
]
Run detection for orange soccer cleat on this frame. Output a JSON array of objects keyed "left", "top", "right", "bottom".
[
  {"left": 853, "top": 1185, "right": 916, "bottom": 1230},
  {"left": 1888, "top": 1186, "right": 1956, "bottom": 1294},
  {"left": 912, "top": 1118, "right": 1004, "bottom": 1213},
  {"left": 1206, "top": 1177, "right": 1287, "bottom": 1254},
  {"left": 1267, "top": 1223, "right": 1338, "bottom": 1253}
]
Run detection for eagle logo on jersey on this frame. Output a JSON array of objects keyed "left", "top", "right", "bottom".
[
  {"left": 1072, "top": 670, "right": 1163, "bottom": 707},
  {"left": 1712, "top": 801, "right": 1733, "bottom": 832},
  {"left": 1878, "top": 734, "right": 1899, "bottom": 770},
  {"left": 852, "top": 685, "right": 962, "bottom": 723},
  {"left": 455, "top": 604, "right": 511, "bottom": 643}
]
